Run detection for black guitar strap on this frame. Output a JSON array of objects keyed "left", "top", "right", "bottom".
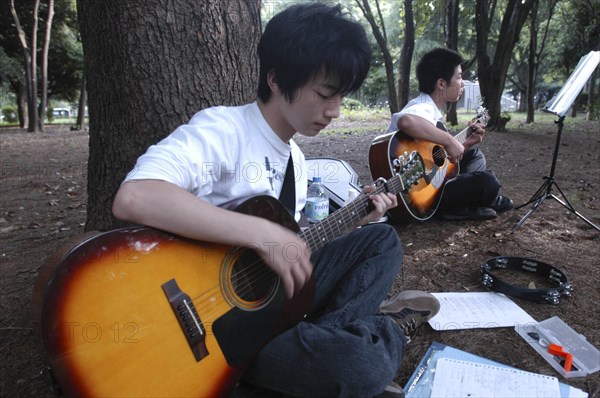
[
  {"left": 279, "top": 153, "right": 296, "bottom": 215},
  {"left": 436, "top": 120, "right": 449, "bottom": 132}
]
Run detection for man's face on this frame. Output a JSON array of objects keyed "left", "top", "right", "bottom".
[
  {"left": 280, "top": 73, "right": 344, "bottom": 138},
  {"left": 443, "top": 65, "right": 464, "bottom": 103}
]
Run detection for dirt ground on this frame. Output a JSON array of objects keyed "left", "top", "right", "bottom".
[{"left": 1, "top": 114, "right": 599, "bottom": 397}]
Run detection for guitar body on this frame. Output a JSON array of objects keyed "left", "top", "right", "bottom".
[
  {"left": 369, "top": 130, "right": 458, "bottom": 221},
  {"left": 33, "top": 196, "right": 312, "bottom": 397}
]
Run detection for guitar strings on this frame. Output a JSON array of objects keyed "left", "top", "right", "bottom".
[
  {"left": 188, "top": 192, "right": 377, "bottom": 318},
  {"left": 430, "top": 126, "right": 471, "bottom": 163},
  {"left": 188, "top": 180, "right": 396, "bottom": 321},
  {"left": 189, "top": 116, "right": 485, "bottom": 323},
  {"left": 430, "top": 114, "right": 487, "bottom": 163}
]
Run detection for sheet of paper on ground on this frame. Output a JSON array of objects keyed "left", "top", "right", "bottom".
[{"left": 428, "top": 292, "right": 536, "bottom": 331}]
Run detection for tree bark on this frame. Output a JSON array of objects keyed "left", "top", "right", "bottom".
[
  {"left": 356, "top": 0, "right": 398, "bottom": 113},
  {"left": 398, "top": 0, "right": 414, "bottom": 109},
  {"left": 78, "top": 0, "right": 261, "bottom": 231},
  {"left": 9, "top": 0, "right": 40, "bottom": 133},
  {"left": 587, "top": 69, "right": 597, "bottom": 120},
  {"left": 38, "top": 0, "right": 54, "bottom": 132},
  {"left": 526, "top": 0, "right": 538, "bottom": 123},
  {"left": 76, "top": 74, "right": 87, "bottom": 130},
  {"left": 476, "top": 0, "right": 535, "bottom": 129},
  {"left": 445, "top": 0, "right": 459, "bottom": 126},
  {"left": 14, "top": 81, "right": 27, "bottom": 128}
]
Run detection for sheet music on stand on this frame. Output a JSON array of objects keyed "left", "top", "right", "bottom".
[{"left": 544, "top": 51, "right": 600, "bottom": 117}]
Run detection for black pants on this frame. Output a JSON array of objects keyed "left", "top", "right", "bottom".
[{"left": 439, "top": 147, "right": 501, "bottom": 211}]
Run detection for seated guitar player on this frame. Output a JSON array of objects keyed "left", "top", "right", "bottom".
[
  {"left": 386, "top": 48, "right": 513, "bottom": 221},
  {"left": 113, "top": 3, "right": 440, "bottom": 397}
]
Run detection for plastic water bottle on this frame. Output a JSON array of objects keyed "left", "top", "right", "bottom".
[
  {"left": 346, "top": 188, "right": 359, "bottom": 204},
  {"left": 305, "top": 177, "right": 329, "bottom": 223}
]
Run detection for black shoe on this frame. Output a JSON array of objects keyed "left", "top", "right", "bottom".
[
  {"left": 437, "top": 206, "right": 497, "bottom": 221},
  {"left": 491, "top": 195, "right": 514, "bottom": 213}
]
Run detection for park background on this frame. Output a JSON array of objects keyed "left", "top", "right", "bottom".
[{"left": 1, "top": 0, "right": 599, "bottom": 397}]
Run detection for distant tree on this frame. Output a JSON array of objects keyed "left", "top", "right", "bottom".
[
  {"left": 355, "top": 0, "right": 400, "bottom": 113},
  {"left": 525, "top": 0, "right": 557, "bottom": 123},
  {"left": 0, "top": 47, "right": 27, "bottom": 127},
  {"left": 475, "top": 0, "right": 536, "bottom": 129},
  {"left": 556, "top": 0, "right": 600, "bottom": 119},
  {"left": 75, "top": 74, "right": 86, "bottom": 130},
  {"left": 9, "top": 0, "right": 55, "bottom": 132},
  {"left": 47, "top": 4, "right": 83, "bottom": 104},
  {"left": 77, "top": 0, "right": 261, "bottom": 231},
  {"left": 38, "top": 0, "right": 54, "bottom": 131},
  {"left": 1, "top": 0, "right": 81, "bottom": 127},
  {"left": 397, "top": 0, "right": 415, "bottom": 109},
  {"left": 445, "top": 0, "right": 459, "bottom": 125}
]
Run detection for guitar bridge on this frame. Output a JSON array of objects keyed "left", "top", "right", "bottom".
[{"left": 162, "top": 279, "right": 209, "bottom": 362}]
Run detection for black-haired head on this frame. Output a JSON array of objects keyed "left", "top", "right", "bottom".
[
  {"left": 416, "top": 48, "right": 463, "bottom": 94},
  {"left": 257, "top": 3, "right": 372, "bottom": 103}
]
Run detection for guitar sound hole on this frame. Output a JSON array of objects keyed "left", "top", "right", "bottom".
[
  {"left": 230, "top": 250, "right": 279, "bottom": 306},
  {"left": 432, "top": 145, "right": 446, "bottom": 167}
]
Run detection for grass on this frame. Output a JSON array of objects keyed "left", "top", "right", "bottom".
[
  {"left": 326, "top": 107, "right": 595, "bottom": 136},
  {"left": 1, "top": 116, "right": 87, "bottom": 128}
]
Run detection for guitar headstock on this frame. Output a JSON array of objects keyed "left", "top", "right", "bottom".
[
  {"left": 475, "top": 106, "right": 490, "bottom": 127},
  {"left": 392, "top": 151, "right": 426, "bottom": 191}
]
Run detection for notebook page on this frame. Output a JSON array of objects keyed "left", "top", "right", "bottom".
[{"left": 431, "top": 358, "right": 561, "bottom": 397}]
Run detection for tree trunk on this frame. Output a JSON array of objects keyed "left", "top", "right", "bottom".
[
  {"left": 78, "top": 0, "right": 261, "bottom": 231},
  {"left": 15, "top": 81, "right": 27, "bottom": 128},
  {"left": 445, "top": 0, "right": 459, "bottom": 126},
  {"left": 526, "top": 0, "right": 538, "bottom": 123},
  {"left": 76, "top": 74, "right": 87, "bottom": 130},
  {"left": 9, "top": 0, "right": 40, "bottom": 133},
  {"left": 398, "top": 0, "right": 414, "bottom": 109},
  {"left": 30, "top": 0, "right": 40, "bottom": 132},
  {"left": 357, "top": 0, "right": 398, "bottom": 113},
  {"left": 38, "top": 0, "right": 54, "bottom": 132},
  {"left": 586, "top": 68, "right": 597, "bottom": 120},
  {"left": 475, "top": 0, "right": 535, "bottom": 129}
]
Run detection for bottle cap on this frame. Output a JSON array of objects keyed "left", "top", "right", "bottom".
[
  {"left": 312, "top": 177, "right": 322, "bottom": 183},
  {"left": 347, "top": 189, "right": 359, "bottom": 202}
]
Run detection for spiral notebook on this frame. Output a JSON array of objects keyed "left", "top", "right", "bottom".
[{"left": 431, "top": 357, "right": 561, "bottom": 397}]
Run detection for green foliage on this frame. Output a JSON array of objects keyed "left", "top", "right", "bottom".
[
  {"left": 47, "top": 106, "right": 55, "bottom": 122},
  {"left": 1, "top": 0, "right": 83, "bottom": 107},
  {"left": 497, "top": 111, "right": 512, "bottom": 130},
  {"left": 1, "top": 104, "right": 18, "bottom": 123},
  {"left": 341, "top": 98, "right": 365, "bottom": 111},
  {"left": 48, "top": 23, "right": 84, "bottom": 102}
]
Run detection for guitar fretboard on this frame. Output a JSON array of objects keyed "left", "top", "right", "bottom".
[
  {"left": 299, "top": 176, "right": 404, "bottom": 252},
  {"left": 452, "top": 109, "right": 489, "bottom": 144}
]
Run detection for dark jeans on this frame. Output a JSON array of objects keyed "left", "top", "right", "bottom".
[
  {"left": 439, "top": 147, "right": 501, "bottom": 211},
  {"left": 241, "top": 224, "right": 405, "bottom": 397}
]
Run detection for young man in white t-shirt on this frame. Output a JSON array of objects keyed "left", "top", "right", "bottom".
[
  {"left": 113, "top": 4, "right": 439, "bottom": 397},
  {"left": 387, "top": 48, "right": 513, "bottom": 221}
]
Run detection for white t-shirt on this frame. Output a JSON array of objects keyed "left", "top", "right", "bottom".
[
  {"left": 386, "top": 93, "right": 443, "bottom": 133},
  {"left": 124, "top": 102, "right": 307, "bottom": 221}
]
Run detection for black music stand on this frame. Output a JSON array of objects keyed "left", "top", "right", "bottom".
[{"left": 512, "top": 51, "right": 600, "bottom": 233}]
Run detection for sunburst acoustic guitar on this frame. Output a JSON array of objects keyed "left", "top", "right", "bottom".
[
  {"left": 369, "top": 107, "right": 490, "bottom": 221},
  {"left": 32, "top": 152, "right": 425, "bottom": 397}
]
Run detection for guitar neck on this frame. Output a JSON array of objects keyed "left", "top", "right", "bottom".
[
  {"left": 452, "top": 109, "right": 489, "bottom": 144},
  {"left": 299, "top": 175, "right": 404, "bottom": 252},
  {"left": 454, "top": 125, "right": 474, "bottom": 144}
]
